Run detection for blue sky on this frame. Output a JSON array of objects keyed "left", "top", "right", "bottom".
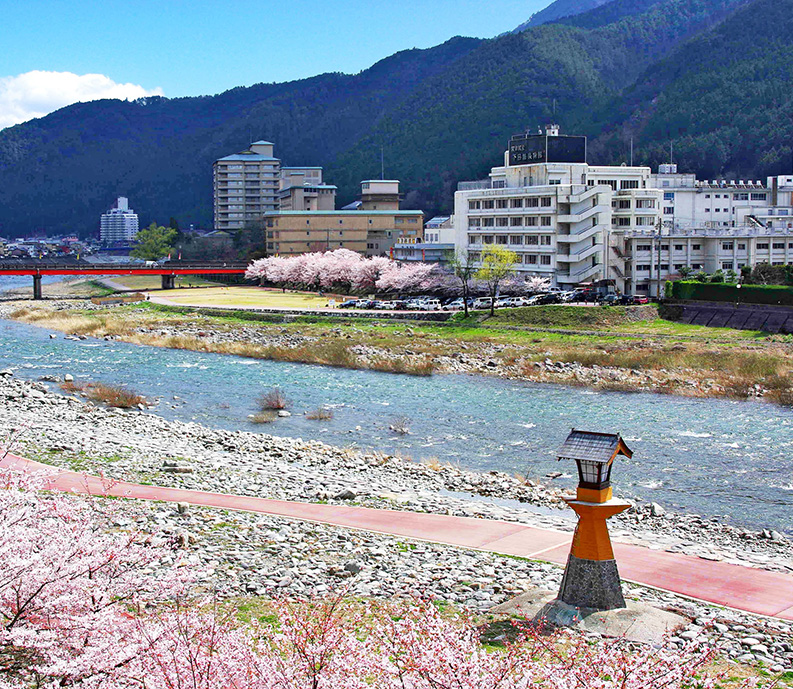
[{"left": 0, "top": 0, "right": 549, "bottom": 129}]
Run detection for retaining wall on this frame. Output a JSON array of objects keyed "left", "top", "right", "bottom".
[{"left": 661, "top": 301, "right": 793, "bottom": 334}]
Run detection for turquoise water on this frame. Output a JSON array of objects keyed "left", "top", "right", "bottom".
[{"left": 0, "top": 315, "right": 791, "bottom": 533}]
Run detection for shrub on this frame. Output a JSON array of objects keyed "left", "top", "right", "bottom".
[
  {"left": 85, "top": 383, "right": 148, "bottom": 408},
  {"left": 259, "top": 387, "right": 290, "bottom": 410},
  {"left": 668, "top": 280, "right": 793, "bottom": 306},
  {"left": 389, "top": 416, "right": 411, "bottom": 435},
  {"left": 306, "top": 407, "right": 334, "bottom": 420}
]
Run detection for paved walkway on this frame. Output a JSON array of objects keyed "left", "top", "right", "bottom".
[{"left": 3, "top": 451, "right": 792, "bottom": 621}]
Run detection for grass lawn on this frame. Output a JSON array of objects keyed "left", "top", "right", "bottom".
[
  {"left": 110, "top": 275, "right": 220, "bottom": 290},
  {"left": 157, "top": 286, "right": 332, "bottom": 309}
]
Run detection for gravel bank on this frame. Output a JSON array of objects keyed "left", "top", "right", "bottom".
[{"left": 1, "top": 371, "right": 792, "bottom": 670}]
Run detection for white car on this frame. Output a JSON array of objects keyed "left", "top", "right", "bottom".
[
  {"left": 524, "top": 295, "right": 543, "bottom": 306},
  {"left": 374, "top": 300, "right": 394, "bottom": 310},
  {"left": 418, "top": 299, "right": 442, "bottom": 311},
  {"left": 472, "top": 297, "right": 494, "bottom": 310},
  {"left": 442, "top": 299, "right": 465, "bottom": 311}
]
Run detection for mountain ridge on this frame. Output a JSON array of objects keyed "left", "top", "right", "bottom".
[{"left": 0, "top": 0, "right": 785, "bottom": 237}]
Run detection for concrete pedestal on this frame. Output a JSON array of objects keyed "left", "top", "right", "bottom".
[{"left": 33, "top": 275, "right": 42, "bottom": 300}]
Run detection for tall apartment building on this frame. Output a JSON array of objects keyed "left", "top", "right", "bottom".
[
  {"left": 454, "top": 127, "right": 793, "bottom": 295},
  {"left": 213, "top": 141, "right": 330, "bottom": 230},
  {"left": 100, "top": 197, "right": 139, "bottom": 243}
]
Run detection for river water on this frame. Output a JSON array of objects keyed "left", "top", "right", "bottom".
[{"left": 0, "top": 300, "right": 791, "bottom": 533}]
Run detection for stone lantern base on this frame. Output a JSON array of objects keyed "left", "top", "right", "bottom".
[{"left": 558, "top": 553, "right": 626, "bottom": 610}]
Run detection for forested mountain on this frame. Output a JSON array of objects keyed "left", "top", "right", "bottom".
[
  {"left": 512, "top": 0, "right": 613, "bottom": 30},
  {"left": 0, "top": 0, "right": 789, "bottom": 237}
]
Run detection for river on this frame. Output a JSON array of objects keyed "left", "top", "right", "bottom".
[{"left": 0, "top": 305, "right": 791, "bottom": 533}]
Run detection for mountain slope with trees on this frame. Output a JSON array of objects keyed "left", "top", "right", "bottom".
[{"left": 0, "top": 0, "right": 785, "bottom": 237}]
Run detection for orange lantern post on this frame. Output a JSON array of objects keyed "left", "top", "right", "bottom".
[{"left": 556, "top": 429, "right": 633, "bottom": 610}]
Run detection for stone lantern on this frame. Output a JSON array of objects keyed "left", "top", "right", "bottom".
[{"left": 556, "top": 429, "right": 633, "bottom": 610}]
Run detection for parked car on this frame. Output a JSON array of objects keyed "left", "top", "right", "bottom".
[
  {"left": 442, "top": 299, "right": 465, "bottom": 311},
  {"left": 558, "top": 291, "right": 578, "bottom": 303},
  {"left": 374, "top": 300, "right": 394, "bottom": 310},
  {"left": 537, "top": 293, "right": 559, "bottom": 305},
  {"left": 633, "top": 295, "right": 650, "bottom": 304},
  {"left": 472, "top": 297, "right": 494, "bottom": 310},
  {"left": 418, "top": 299, "right": 443, "bottom": 311},
  {"left": 524, "top": 294, "right": 543, "bottom": 306},
  {"left": 599, "top": 294, "right": 619, "bottom": 306},
  {"left": 391, "top": 300, "right": 410, "bottom": 310},
  {"left": 355, "top": 299, "right": 377, "bottom": 309},
  {"left": 338, "top": 299, "right": 358, "bottom": 309}
]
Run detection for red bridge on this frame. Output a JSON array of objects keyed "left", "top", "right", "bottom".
[{"left": 0, "top": 262, "right": 248, "bottom": 299}]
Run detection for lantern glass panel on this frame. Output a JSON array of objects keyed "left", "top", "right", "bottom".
[
  {"left": 604, "top": 461, "right": 613, "bottom": 483},
  {"left": 580, "top": 460, "right": 601, "bottom": 484}
]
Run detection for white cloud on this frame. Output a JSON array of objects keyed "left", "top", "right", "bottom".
[{"left": 0, "top": 70, "right": 164, "bottom": 130}]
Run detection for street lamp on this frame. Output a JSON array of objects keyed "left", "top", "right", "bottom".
[{"left": 556, "top": 429, "right": 633, "bottom": 610}]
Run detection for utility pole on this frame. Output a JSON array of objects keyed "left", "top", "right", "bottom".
[
  {"left": 630, "top": 137, "right": 634, "bottom": 167},
  {"left": 655, "top": 216, "right": 664, "bottom": 300}
]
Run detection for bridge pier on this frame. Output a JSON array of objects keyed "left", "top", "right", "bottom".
[
  {"left": 32, "top": 275, "right": 42, "bottom": 300},
  {"left": 161, "top": 275, "right": 176, "bottom": 290}
]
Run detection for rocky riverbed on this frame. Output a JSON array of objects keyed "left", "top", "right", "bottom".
[{"left": 1, "top": 370, "right": 792, "bottom": 671}]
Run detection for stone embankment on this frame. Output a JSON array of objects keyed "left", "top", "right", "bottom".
[{"left": 1, "top": 371, "right": 793, "bottom": 671}]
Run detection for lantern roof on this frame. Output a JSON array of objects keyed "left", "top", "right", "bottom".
[{"left": 557, "top": 429, "right": 633, "bottom": 465}]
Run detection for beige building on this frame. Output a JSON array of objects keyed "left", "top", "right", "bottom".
[
  {"left": 264, "top": 180, "right": 423, "bottom": 257},
  {"left": 263, "top": 209, "right": 423, "bottom": 256},
  {"left": 278, "top": 168, "right": 336, "bottom": 211}
]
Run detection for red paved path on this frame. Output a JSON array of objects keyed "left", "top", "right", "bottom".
[{"left": 4, "top": 452, "right": 792, "bottom": 621}]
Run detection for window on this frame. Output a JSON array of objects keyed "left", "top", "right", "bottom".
[
  {"left": 602, "top": 180, "right": 618, "bottom": 191},
  {"left": 705, "top": 194, "right": 711, "bottom": 198},
  {"left": 496, "top": 236, "right": 508, "bottom": 245},
  {"left": 509, "top": 235, "right": 524, "bottom": 245},
  {"left": 617, "top": 217, "right": 631, "bottom": 227},
  {"left": 540, "top": 236, "right": 552, "bottom": 246},
  {"left": 773, "top": 242, "right": 785, "bottom": 249},
  {"left": 738, "top": 243, "right": 746, "bottom": 250},
  {"left": 722, "top": 242, "right": 734, "bottom": 250},
  {"left": 540, "top": 216, "right": 552, "bottom": 227},
  {"left": 468, "top": 218, "right": 481, "bottom": 227},
  {"left": 496, "top": 217, "right": 509, "bottom": 227},
  {"left": 674, "top": 264, "right": 684, "bottom": 270},
  {"left": 541, "top": 197, "right": 552, "bottom": 207},
  {"left": 510, "top": 198, "right": 523, "bottom": 208},
  {"left": 637, "top": 264, "right": 651, "bottom": 271},
  {"left": 751, "top": 193, "right": 767, "bottom": 201},
  {"left": 468, "top": 234, "right": 480, "bottom": 245},
  {"left": 659, "top": 264, "right": 669, "bottom": 271},
  {"left": 482, "top": 218, "right": 494, "bottom": 227},
  {"left": 525, "top": 254, "right": 538, "bottom": 264},
  {"left": 664, "top": 192, "right": 675, "bottom": 200},
  {"left": 620, "top": 180, "right": 639, "bottom": 190},
  {"left": 636, "top": 199, "right": 655, "bottom": 209},
  {"left": 482, "top": 200, "right": 494, "bottom": 209},
  {"left": 540, "top": 255, "right": 552, "bottom": 265},
  {"left": 495, "top": 199, "right": 508, "bottom": 209},
  {"left": 705, "top": 208, "right": 710, "bottom": 213},
  {"left": 510, "top": 217, "right": 523, "bottom": 226},
  {"left": 549, "top": 179, "right": 561, "bottom": 185},
  {"left": 482, "top": 235, "right": 494, "bottom": 244},
  {"left": 468, "top": 200, "right": 481, "bottom": 210},
  {"left": 734, "top": 193, "right": 748, "bottom": 200},
  {"left": 674, "top": 244, "right": 684, "bottom": 251},
  {"left": 526, "top": 197, "right": 539, "bottom": 208},
  {"left": 526, "top": 236, "right": 539, "bottom": 245},
  {"left": 618, "top": 200, "right": 631, "bottom": 209},
  {"left": 757, "top": 243, "right": 769, "bottom": 250},
  {"left": 636, "top": 244, "right": 651, "bottom": 251},
  {"left": 715, "top": 194, "right": 721, "bottom": 199},
  {"left": 692, "top": 244, "right": 701, "bottom": 251},
  {"left": 525, "top": 216, "right": 538, "bottom": 226},
  {"left": 661, "top": 244, "right": 669, "bottom": 251},
  {"left": 722, "top": 262, "right": 734, "bottom": 270}
]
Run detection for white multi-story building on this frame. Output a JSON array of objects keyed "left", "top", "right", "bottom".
[
  {"left": 625, "top": 168, "right": 793, "bottom": 295},
  {"left": 455, "top": 126, "right": 655, "bottom": 290},
  {"left": 454, "top": 128, "right": 793, "bottom": 295},
  {"left": 100, "top": 197, "right": 139, "bottom": 243}
]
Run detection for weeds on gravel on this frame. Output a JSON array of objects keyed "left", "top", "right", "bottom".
[{"left": 259, "top": 388, "right": 290, "bottom": 411}]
